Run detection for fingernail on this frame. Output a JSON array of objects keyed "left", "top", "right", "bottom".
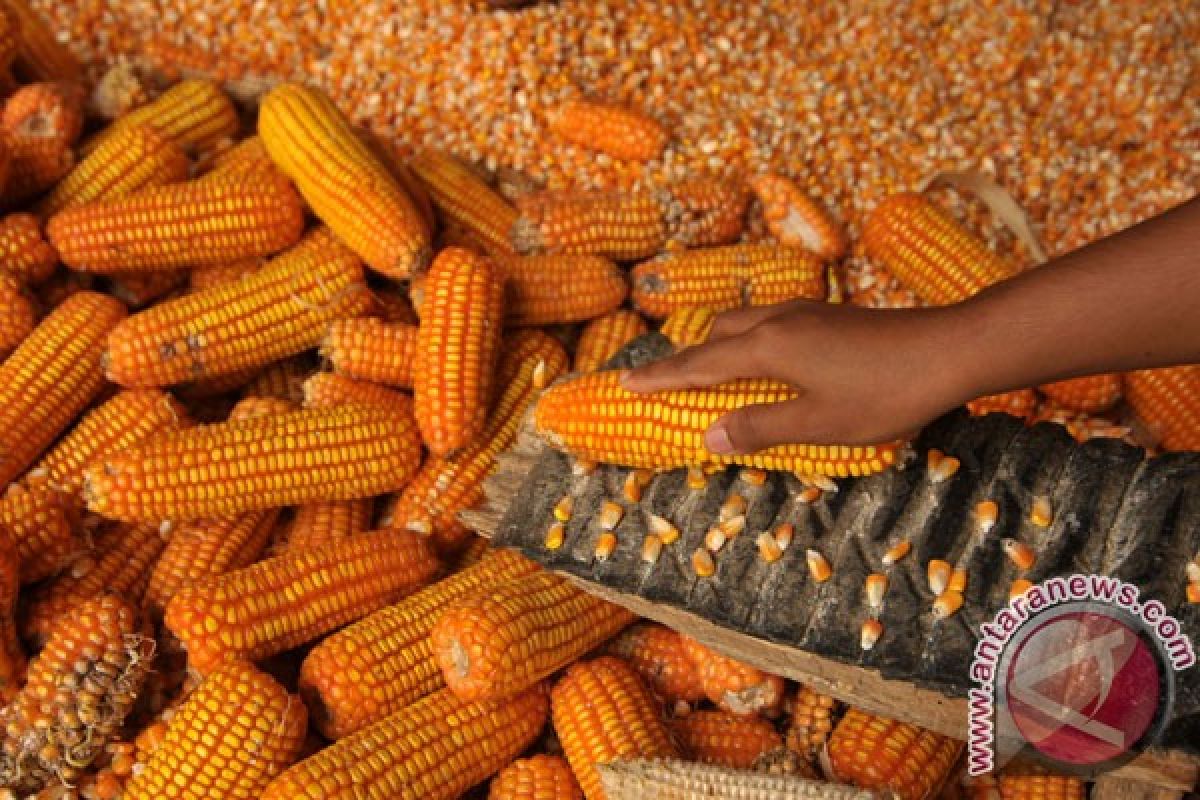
[{"left": 706, "top": 423, "right": 734, "bottom": 454}]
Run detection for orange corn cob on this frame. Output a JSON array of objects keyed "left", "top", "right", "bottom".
[
  {"left": 632, "top": 245, "right": 825, "bottom": 318},
  {"left": 36, "top": 123, "right": 190, "bottom": 217},
  {"left": 455, "top": 534, "right": 490, "bottom": 570},
  {"left": 659, "top": 306, "right": 718, "bottom": 348},
  {"left": 373, "top": 286, "right": 419, "bottom": 324},
  {"left": 390, "top": 329, "right": 567, "bottom": 553},
  {"left": 84, "top": 402, "right": 421, "bottom": 521},
  {"left": 995, "top": 773, "right": 1087, "bottom": 800},
  {"left": 259, "top": 82, "right": 431, "bottom": 278},
  {"left": 680, "top": 636, "right": 785, "bottom": 716},
  {"left": 496, "top": 252, "right": 627, "bottom": 326},
  {"left": 110, "top": 269, "right": 188, "bottom": 307},
  {"left": 241, "top": 353, "right": 313, "bottom": 403},
  {"left": 862, "top": 193, "right": 1019, "bottom": 305},
  {"left": 0, "top": 212, "right": 56, "bottom": 283},
  {"left": 83, "top": 78, "right": 239, "bottom": 158},
  {"left": 749, "top": 174, "right": 847, "bottom": 260},
  {"left": 489, "top": 755, "right": 583, "bottom": 800},
  {"left": 0, "top": 0, "right": 81, "bottom": 82},
  {"left": 669, "top": 710, "right": 783, "bottom": 769},
  {"left": 827, "top": 709, "right": 963, "bottom": 800},
  {"left": 0, "top": 291, "right": 125, "bottom": 487},
  {"left": 0, "top": 271, "right": 33, "bottom": 353},
  {"left": 548, "top": 99, "right": 667, "bottom": 161},
  {"left": 124, "top": 660, "right": 308, "bottom": 800},
  {"left": 411, "top": 149, "right": 518, "bottom": 256},
  {"left": 262, "top": 685, "right": 549, "bottom": 800},
  {"left": 606, "top": 622, "right": 706, "bottom": 706},
  {"left": 303, "top": 371, "right": 415, "bottom": 414},
  {"left": 513, "top": 189, "right": 667, "bottom": 260},
  {"left": 414, "top": 246, "right": 505, "bottom": 454},
  {"left": 299, "top": 548, "right": 540, "bottom": 739},
  {"left": 322, "top": 317, "right": 419, "bottom": 388},
  {"left": 574, "top": 310, "right": 649, "bottom": 372},
  {"left": 1037, "top": 373, "right": 1122, "bottom": 413},
  {"left": 357, "top": 131, "right": 438, "bottom": 234},
  {"left": 166, "top": 529, "right": 439, "bottom": 673},
  {"left": 535, "top": 370, "right": 902, "bottom": 477},
  {"left": 104, "top": 229, "right": 371, "bottom": 386},
  {"left": 0, "top": 526, "right": 22, "bottom": 704},
  {"left": 2, "top": 82, "right": 84, "bottom": 202},
  {"left": 199, "top": 134, "right": 276, "bottom": 182},
  {"left": 0, "top": 479, "right": 79, "bottom": 583},
  {"left": 785, "top": 684, "right": 839, "bottom": 761},
  {"left": 660, "top": 177, "right": 750, "bottom": 248},
  {"left": 967, "top": 388, "right": 1038, "bottom": 421},
  {"left": 551, "top": 656, "right": 681, "bottom": 800},
  {"left": 281, "top": 497, "right": 372, "bottom": 552},
  {"left": 433, "top": 570, "right": 636, "bottom": 702},
  {"left": 47, "top": 171, "right": 306, "bottom": 273},
  {"left": 0, "top": 4, "right": 14, "bottom": 77},
  {"left": 188, "top": 258, "right": 264, "bottom": 291},
  {"left": 1124, "top": 366, "right": 1200, "bottom": 451}
]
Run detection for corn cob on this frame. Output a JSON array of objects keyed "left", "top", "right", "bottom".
[
  {"left": 0, "top": 595, "right": 151, "bottom": 792},
  {"left": 632, "top": 245, "right": 826, "bottom": 318},
  {"left": 36, "top": 123, "right": 190, "bottom": 217},
  {"left": 300, "top": 549, "right": 540, "bottom": 738},
  {"left": 551, "top": 656, "right": 681, "bottom": 800},
  {"left": 1037, "top": 373, "right": 1122, "bottom": 413},
  {"left": 124, "top": 660, "right": 308, "bottom": 800},
  {"left": 83, "top": 78, "right": 239, "bottom": 158},
  {"left": 0, "top": 292, "right": 125, "bottom": 487},
  {"left": 597, "top": 759, "right": 876, "bottom": 800},
  {"left": 513, "top": 189, "right": 667, "bottom": 260},
  {"left": 1124, "top": 366, "right": 1200, "bottom": 451},
  {"left": 456, "top": 534, "right": 491, "bottom": 569},
  {"left": 414, "top": 246, "right": 505, "bottom": 454},
  {"left": 659, "top": 306, "right": 718, "bottom": 348},
  {"left": 322, "top": 317, "right": 419, "bottom": 387},
  {"left": 88, "top": 60, "right": 150, "bottom": 121},
  {"left": 374, "top": 286, "right": 419, "bottom": 324},
  {"left": 497, "top": 251, "right": 628, "bottom": 326},
  {"left": 967, "top": 388, "right": 1038, "bottom": 421},
  {"left": 0, "top": 271, "right": 33, "bottom": 353},
  {"left": 411, "top": 149, "right": 518, "bottom": 256},
  {"left": 575, "top": 310, "right": 650, "bottom": 372},
  {"left": 104, "top": 229, "right": 371, "bottom": 386},
  {"left": 281, "top": 497, "right": 372, "bottom": 552},
  {"left": 536, "top": 370, "right": 902, "bottom": 477},
  {"left": 240, "top": 353, "right": 313, "bottom": 403},
  {"left": 166, "top": 529, "right": 438, "bottom": 672},
  {"left": 0, "top": 479, "right": 79, "bottom": 583},
  {"left": 199, "top": 134, "right": 276, "bottom": 182},
  {"left": 357, "top": 131, "right": 439, "bottom": 234},
  {"left": 680, "top": 636, "right": 785, "bottom": 716},
  {"left": 660, "top": 177, "right": 750, "bottom": 248},
  {"left": 669, "top": 710, "right": 783, "bottom": 768},
  {"left": 750, "top": 174, "right": 848, "bottom": 260},
  {"left": 0, "top": 3, "right": 18, "bottom": 77},
  {"left": 862, "top": 193, "right": 1019, "bottom": 306},
  {"left": 259, "top": 82, "right": 432, "bottom": 278},
  {"left": 785, "top": 684, "right": 839, "bottom": 762},
  {"left": 109, "top": 269, "right": 189, "bottom": 307},
  {"left": 548, "top": 99, "right": 668, "bottom": 162},
  {"left": 827, "top": 709, "right": 963, "bottom": 800},
  {"left": 302, "top": 371, "right": 415, "bottom": 414},
  {"left": 188, "top": 258, "right": 264, "bottom": 292},
  {"left": 490, "top": 755, "right": 584, "bottom": 800},
  {"left": 994, "top": 773, "right": 1087, "bottom": 800},
  {"left": 2, "top": 82, "right": 83, "bottom": 202},
  {"left": 47, "top": 171, "right": 306, "bottom": 274},
  {"left": 84, "top": 402, "right": 421, "bottom": 521},
  {"left": 0, "top": 212, "right": 55, "bottom": 283},
  {"left": 0, "top": 0, "right": 81, "bottom": 82},
  {"left": 390, "top": 329, "right": 568, "bottom": 553},
  {"left": 0, "top": 525, "right": 22, "bottom": 704},
  {"left": 262, "top": 685, "right": 549, "bottom": 800},
  {"left": 606, "top": 622, "right": 706, "bottom": 706}
]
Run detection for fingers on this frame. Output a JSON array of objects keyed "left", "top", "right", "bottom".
[
  {"left": 707, "top": 298, "right": 822, "bottom": 341},
  {"left": 705, "top": 398, "right": 815, "bottom": 454},
  {"left": 621, "top": 334, "right": 767, "bottom": 393}
]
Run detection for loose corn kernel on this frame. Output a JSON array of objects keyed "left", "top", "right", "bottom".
[
  {"left": 670, "top": 710, "right": 783, "bottom": 769},
  {"left": 83, "top": 79, "right": 238, "bottom": 159},
  {"left": 574, "top": 310, "right": 649, "bottom": 372},
  {"left": 757, "top": 531, "right": 783, "bottom": 563},
  {"left": 545, "top": 521, "right": 566, "bottom": 550},
  {"left": 928, "top": 453, "right": 961, "bottom": 483},
  {"left": 1187, "top": 583, "right": 1200, "bottom": 604},
  {"left": 649, "top": 513, "right": 680, "bottom": 544},
  {"left": 513, "top": 189, "right": 667, "bottom": 260},
  {"left": 1010, "top": 579, "right": 1034, "bottom": 600},
  {"left": 975, "top": 500, "right": 999, "bottom": 532},
  {"left": 622, "top": 470, "right": 645, "bottom": 502},
  {"left": 720, "top": 494, "right": 747, "bottom": 521},
  {"left": 705, "top": 525, "right": 728, "bottom": 553},
  {"left": 806, "top": 549, "right": 832, "bottom": 583},
  {"left": 750, "top": 173, "right": 847, "bottom": 260},
  {"left": 741, "top": 467, "right": 768, "bottom": 486},
  {"left": 554, "top": 495, "right": 575, "bottom": 522},
  {"left": 1003, "top": 538, "right": 1037, "bottom": 571},
  {"left": 599, "top": 500, "right": 624, "bottom": 531},
  {"left": 773, "top": 522, "right": 794, "bottom": 551},
  {"left": 927, "top": 560, "right": 952, "bottom": 596},
  {"left": 595, "top": 531, "right": 618, "bottom": 560},
  {"left": 322, "top": 317, "right": 419, "bottom": 388},
  {"left": 687, "top": 466, "right": 708, "bottom": 489},
  {"left": 641, "top": 534, "right": 663, "bottom": 564},
  {"left": 828, "top": 709, "right": 962, "bottom": 800},
  {"left": 548, "top": 98, "right": 667, "bottom": 161},
  {"left": 489, "top": 755, "right": 583, "bottom": 800},
  {"left": 865, "top": 573, "right": 887, "bottom": 610},
  {"left": 681, "top": 636, "right": 785, "bottom": 716},
  {"left": 693, "top": 547, "right": 716, "bottom": 577},
  {"left": 1186, "top": 559, "right": 1200, "bottom": 585},
  {"left": 860, "top": 619, "right": 884, "bottom": 651},
  {"left": 932, "top": 590, "right": 965, "bottom": 620},
  {"left": 949, "top": 568, "right": 968, "bottom": 593},
  {"left": 882, "top": 539, "right": 911, "bottom": 566},
  {"left": 1030, "top": 496, "right": 1053, "bottom": 528},
  {"left": 0, "top": 212, "right": 56, "bottom": 282}
]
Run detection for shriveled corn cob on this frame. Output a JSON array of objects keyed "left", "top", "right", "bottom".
[
  {"left": 262, "top": 685, "right": 549, "bottom": 800},
  {"left": 669, "top": 710, "right": 783, "bottom": 769},
  {"left": 597, "top": 759, "right": 877, "bottom": 800},
  {"left": 0, "top": 271, "right": 33, "bottom": 353},
  {"left": 83, "top": 78, "right": 239, "bottom": 158},
  {"left": 0, "top": 0, "right": 81, "bottom": 82},
  {"left": 104, "top": 228, "right": 371, "bottom": 386},
  {"left": 575, "top": 310, "right": 649, "bottom": 372},
  {"left": 551, "top": 656, "right": 680, "bottom": 800},
  {"left": 785, "top": 684, "right": 839, "bottom": 762},
  {"left": 259, "top": 82, "right": 431, "bottom": 278},
  {"left": 750, "top": 174, "right": 847, "bottom": 260},
  {"left": 827, "top": 709, "right": 962, "bottom": 800},
  {"left": 322, "top": 317, "right": 419, "bottom": 387},
  {"left": 0, "top": 291, "right": 125, "bottom": 487},
  {"left": 2, "top": 82, "right": 83, "bottom": 202},
  {"left": 497, "top": 252, "right": 628, "bottom": 326},
  {"left": 109, "top": 269, "right": 188, "bottom": 307},
  {"left": 433, "top": 570, "right": 636, "bottom": 701},
  {"left": 513, "top": 189, "right": 667, "bottom": 260},
  {"left": 188, "top": 258, "right": 263, "bottom": 291},
  {"left": 535, "top": 370, "right": 902, "bottom": 477},
  {"left": 411, "top": 149, "right": 518, "bottom": 256},
  {"left": 124, "top": 660, "right": 308, "bottom": 800},
  {"left": 632, "top": 244, "right": 825, "bottom": 318},
  {"left": 303, "top": 371, "right": 414, "bottom": 414},
  {"left": 84, "top": 403, "right": 422, "bottom": 521},
  {"left": 607, "top": 623, "right": 706, "bottom": 706},
  {"left": 659, "top": 306, "right": 718, "bottom": 348},
  {"left": 490, "top": 755, "right": 583, "bottom": 800},
  {"left": 0, "top": 212, "right": 56, "bottom": 282},
  {"left": 166, "top": 529, "right": 438, "bottom": 672},
  {"left": 1124, "top": 366, "right": 1200, "bottom": 451},
  {"left": 660, "top": 177, "right": 750, "bottom": 248},
  {"left": 0, "top": 526, "right": 22, "bottom": 704},
  {"left": 0, "top": 479, "right": 79, "bottom": 583},
  {"left": 994, "top": 773, "right": 1087, "bottom": 800},
  {"left": 681, "top": 636, "right": 785, "bottom": 716},
  {"left": 548, "top": 99, "right": 667, "bottom": 162},
  {"left": 47, "top": 171, "right": 306, "bottom": 273},
  {"left": 967, "top": 388, "right": 1038, "bottom": 421},
  {"left": 414, "top": 245, "right": 505, "bottom": 454},
  {"left": 1037, "top": 373, "right": 1122, "bottom": 413},
  {"left": 281, "top": 497, "right": 372, "bottom": 552},
  {"left": 299, "top": 549, "right": 539, "bottom": 739},
  {"left": 862, "top": 193, "right": 1019, "bottom": 305}
]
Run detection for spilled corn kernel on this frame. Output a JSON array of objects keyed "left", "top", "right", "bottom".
[
  {"left": 756, "top": 531, "right": 782, "bottom": 563},
  {"left": 1010, "top": 579, "right": 1034, "bottom": 600},
  {"left": 692, "top": 548, "right": 715, "bottom": 577},
  {"left": 882, "top": 540, "right": 910, "bottom": 566},
  {"left": 740, "top": 468, "right": 767, "bottom": 486},
  {"left": 865, "top": 573, "right": 887, "bottom": 610},
  {"left": 949, "top": 568, "right": 968, "bottom": 594},
  {"left": 798, "top": 486, "right": 823, "bottom": 504},
  {"left": 1031, "top": 496, "right": 1053, "bottom": 528},
  {"left": 1003, "top": 538, "right": 1036, "bottom": 571},
  {"left": 1188, "top": 583, "right": 1200, "bottom": 604},
  {"left": 553, "top": 495, "right": 574, "bottom": 522},
  {"left": 927, "top": 560, "right": 952, "bottom": 596},
  {"left": 975, "top": 500, "right": 999, "bottom": 533},
  {"left": 719, "top": 494, "right": 747, "bottom": 522},
  {"left": 648, "top": 514, "right": 680, "bottom": 545},
  {"left": 773, "top": 522, "right": 794, "bottom": 552},
  {"left": 599, "top": 500, "right": 624, "bottom": 531},
  {"left": 641, "top": 534, "right": 662, "bottom": 564},
  {"left": 806, "top": 549, "right": 831, "bottom": 583},
  {"left": 687, "top": 467, "right": 707, "bottom": 490},
  {"left": 595, "top": 531, "right": 617, "bottom": 560},
  {"left": 932, "top": 590, "right": 964, "bottom": 619},
  {"left": 545, "top": 521, "right": 565, "bottom": 550},
  {"left": 860, "top": 619, "right": 883, "bottom": 651},
  {"left": 704, "top": 526, "right": 727, "bottom": 553},
  {"left": 928, "top": 454, "right": 960, "bottom": 483}
]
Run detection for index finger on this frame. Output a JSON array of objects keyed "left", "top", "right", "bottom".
[{"left": 621, "top": 332, "right": 766, "bottom": 393}]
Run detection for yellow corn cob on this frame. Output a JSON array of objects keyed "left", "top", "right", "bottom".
[
  {"left": 995, "top": 773, "right": 1087, "bottom": 800},
  {"left": 302, "top": 371, "right": 415, "bottom": 414},
  {"left": 124, "top": 660, "right": 308, "bottom": 800},
  {"left": 83, "top": 78, "right": 239, "bottom": 158},
  {"left": 548, "top": 99, "right": 668, "bottom": 161},
  {"left": 1037, "top": 373, "right": 1122, "bottom": 413},
  {"left": 188, "top": 258, "right": 264, "bottom": 292},
  {"left": 0, "top": 526, "right": 22, "bottom": 704},
  {"left": 606, "top": 622, "right": 706, "bottom": 706},
  {"left": 535, "top": 370, "right": 902, "bottom": 477},
  {"left": 552, "top": 656, "right": 681, "bottom": 800},
  {"left": 659, "top": 306, "right": 718, "bottom": 348},
  {"left": 36, "top": 123, "right": 190, "bottom": 217},
  {"left": 827, "top": 709, "right": 963, "bottom": 800},
  {"left": 513, "top": 189, "right": 667, "bottom": 260},
  {"left": 259, "top": 82, "right": 431, "bottom": 278},
  {"left": 84, "top": 402, "right": 421, "bottom": 521},
  {"left": 47, "top": 171, "right": 306, "bottom": 273},
  {"left": 2, "top": 82, "right": 83, "bottom": 202},
  {"left": 322, "top": 317, "right": 419, "bottom": 388},
  {"left": 199, "top": 134, "right": 276, "bottom": 182},
  {"left": 281, "top": 497, "right": 372, "bottom": 552},
  {"left": 0, "top": 479, "right": 79, "bottom": 583},
  {"left": 0, "top": 292, "right": 125, "bottom": 487},
  {"left": 1124, "top": 366, "right": 1200, "bottom": 451},
  {"left": 660, "top": 177, "right": 750, "bottom": 248},
  {"left": 681, "top": 636, "right": 785, "bottom": 716},
  {"left": 358, "top": 130, "right": 438, "bottom": 234},
  {"left": 749, "top": 174, "right": 847, "bottom": 260},
  {"left": 299, "top": 548, "right": 540, "bottom": 739},
  {"left": 669, "top": 710, "right": 783, "bottom": 769},
  {"left": 967, "top": 388, "right": 1038, "bottom": 421},
  {"left": 166, "top": 529, "right": 439, "bottom": 673},
  {"left": 497, "top": 251, "right": 628, "bottom": 326},
  {"left": 110, "top": 269, "right": 189, "bottom": 307},
  {"left": 262, "top": 685, "right": 549, "bottom": 800},
  {"left": 411, "top": 149, "right": 518, "bottom": 256},
  {"left": 104, "top": 229, "right": 371, "bottom": 386},
  {"left": 574, "top": 310, "right": 650, "bottom": 372},
  {"left": 490, "top": 755, "right": 584, "bottom": 800},
  {"left": 862, "top": 193, "right": 1019, "bottom": 305},
  {"left": 0, "top": 212, "right": 56, "bottom": 282},
  {"left": 0, "top": 0, "right": 81, "bottom": 82},
  {"left": 785, "top": 684, "right": 839, "bottom": 762},
  {"left": 0, "top": 271, "right": 33, "bottom": 353},
  {"left": 390, "top": 329, "right": 568, "bottom": 553},
  {"left": 433, "top": 570, "right": 636, "bottom": 702},
  {"left": 414, "top": 246, "right": 505, "bottom": 454},
  {"left": 632, "top": 245, "right": 826, "bottom": 318}
]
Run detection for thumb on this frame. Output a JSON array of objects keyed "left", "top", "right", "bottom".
[{"left": 704, "top": 398, "right": 816, "bottom": 455}]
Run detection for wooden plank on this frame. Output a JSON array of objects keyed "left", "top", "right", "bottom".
[{"left": 1092, "top": 775, "right": 1188, "bottom": 800}]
